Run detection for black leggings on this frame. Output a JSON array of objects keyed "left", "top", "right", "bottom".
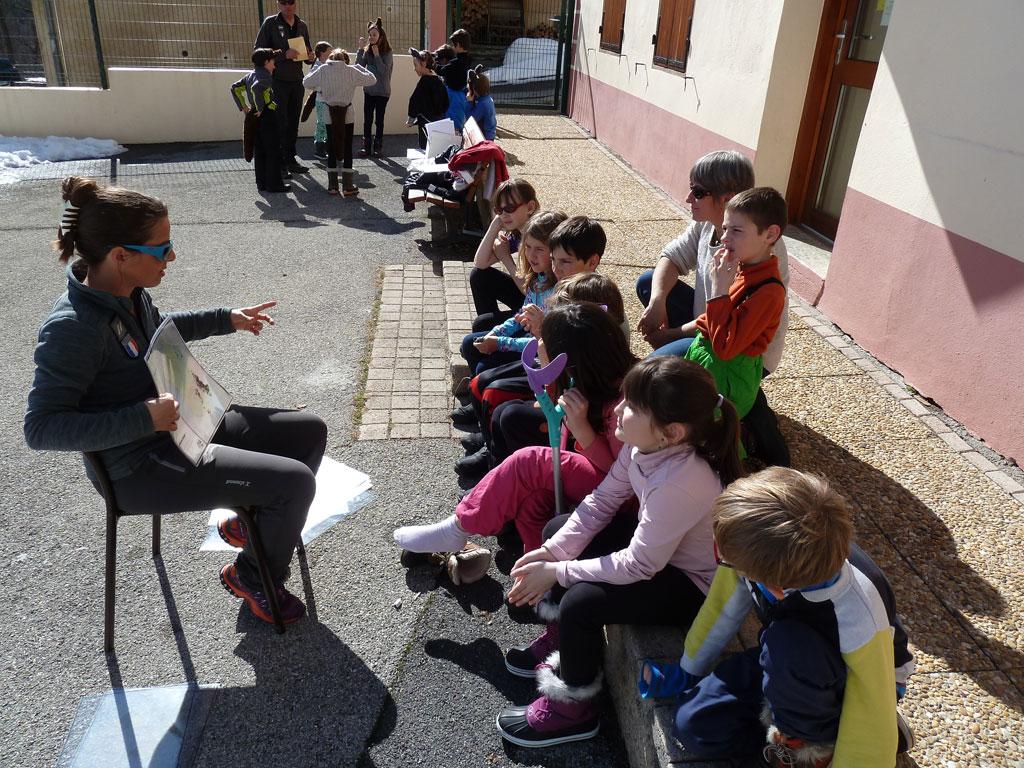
[
  {"left": 470, "top": 266, "right": 524, "bottom": 318},
  {"left": 363, "top": 94, "right": 389, "bottom": 148},
  {"left": 542, "top": 513, "right": 707, "bottom": 688},
  {"left": 490, "top": 398, "right": 545, "bottom": 462},
  {"left": 113, "top": 405, "right": 328, "bottom": 590}
]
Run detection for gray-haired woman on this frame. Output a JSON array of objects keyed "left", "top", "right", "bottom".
[
  {"left": 636, "top": 150, "right": 790, "bottom": 372},
  {"left": 635, "top": 150, "right": 791, "bottom": 465},
  {"left": 25, "top": 176, "right": 327, "bottom": 627}
]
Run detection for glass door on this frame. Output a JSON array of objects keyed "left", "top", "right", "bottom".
[{"left": 798, "top": 0, "right": 893, "bottom": 240}]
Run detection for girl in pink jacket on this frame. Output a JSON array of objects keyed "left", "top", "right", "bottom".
[
  {"left": 496, "top": 355, "right": 744, "bottom": 749},
  {"left": 393, "top": 302, "right": 636, "bottom": 558}
]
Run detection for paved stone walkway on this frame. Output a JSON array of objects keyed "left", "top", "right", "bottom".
[{"left": 359, "top": 264, "right": 454, "bottom": 440}]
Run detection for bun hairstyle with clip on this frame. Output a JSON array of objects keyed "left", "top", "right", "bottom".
[
  {"left": 467, "top": 64, "right": 490, "bottom": 97},
  {"left": 433, "top": 43, "right": 454, "bottom": 67},
  {"left": 53, "top": 176, "right": 168, "bottom": 266}
]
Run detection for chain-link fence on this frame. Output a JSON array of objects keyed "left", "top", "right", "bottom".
[{"left": 0, "top": 0, "right": 425, "bottom": 88}]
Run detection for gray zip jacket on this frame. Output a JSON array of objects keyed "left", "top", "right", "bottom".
[
  {"left": 24, "top": 262, "right": 235, "bottom": 481},
  {"left": 356, "top": 48, "right": 393, "bottom": 98}
]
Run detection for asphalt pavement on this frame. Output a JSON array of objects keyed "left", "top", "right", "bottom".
[{"left": 0, "top": 137, "right": 625, "bottom": 767}]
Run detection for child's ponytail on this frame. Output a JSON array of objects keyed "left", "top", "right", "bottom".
[
  {"left": 622, "top": 357, "right": 746, "bottom": 486},
  {"left": 699, "top": 396, "right": 744, "bottom": 487}
]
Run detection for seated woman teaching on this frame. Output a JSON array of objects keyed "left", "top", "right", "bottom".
[{"left": 24, "top": 176, "right": 327, "bottom": 626}]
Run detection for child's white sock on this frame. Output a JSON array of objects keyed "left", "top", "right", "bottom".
[{"left": 393, "top": 515, "right": 468, "bottom": 553}]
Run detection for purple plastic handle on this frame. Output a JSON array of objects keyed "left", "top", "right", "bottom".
[{"left": 522, "top": 338, "right": 567, "bottom": 394}]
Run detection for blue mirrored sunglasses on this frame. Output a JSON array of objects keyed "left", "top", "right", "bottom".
[{"left": 121, "top": 240, "right": 174, "bottom": 260}]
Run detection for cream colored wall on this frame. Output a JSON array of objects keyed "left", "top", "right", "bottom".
[
  {"left": 845, "top": 0, "right": 1024, "bottom": 262},
  {"left": 0, "top": 62, "right": 420, "bottom": 144},
  {"left": 576, "top": 0, "right": 786, "bottom": 151},
  {"left": 752, "top": 0, "right": 824, "bottom": 192}
]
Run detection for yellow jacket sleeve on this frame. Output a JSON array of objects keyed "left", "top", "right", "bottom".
[{"left": 833, "top": 630, "right": 897, "bottom": 767}]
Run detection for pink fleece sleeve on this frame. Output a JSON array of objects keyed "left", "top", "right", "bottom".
[
  {"left": 555, "top": 485, "right": 708, "bottom": 587},
  {"left": 543, "top": 446, "right": 635, "bottom": 561}
]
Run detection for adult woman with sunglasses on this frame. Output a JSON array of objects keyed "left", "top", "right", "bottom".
[
  {"left": 24, "top": 176, "right": 327, "bottom": 626},
  {"left": 635, "top": 150, "right": 790, "bottom": 372}
]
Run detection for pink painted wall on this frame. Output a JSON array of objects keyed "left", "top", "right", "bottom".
[
  {"left": 566, "top": 70, "right": 754, "bottom": 208},
  {"left": 819, "top": 189, "right": 1024, "bottom": 463},
  {"left": 428, "top": 0, "right": 447, "bottom": 49},
  {"left": 788, "top": 260, "right": 825, "bottom": 305}
]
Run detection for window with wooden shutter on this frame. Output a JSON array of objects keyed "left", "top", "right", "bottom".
[
  {"left": 599, "top": 0, "right": 627, "bottom": 53},
  {"left": 653, "top": 0, "right": 695, "bottom": 72}
]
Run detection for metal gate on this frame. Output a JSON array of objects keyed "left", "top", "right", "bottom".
[
  {"left": 0, "top": 0, "right": 425, "bottom": 88},
  {"left": 449, "top": 0, "right": 573, "bottom": 110}
]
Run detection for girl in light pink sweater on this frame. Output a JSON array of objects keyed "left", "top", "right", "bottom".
[{"left": 496, "top": 355, "right": 745, "bottom": 749}]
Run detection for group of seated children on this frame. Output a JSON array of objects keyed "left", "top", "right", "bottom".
[
  {"left": 407, "top": 28, "right": 497, "bottom": 148},
  {"left": 392, "top": 164, "right": 916, "bottom": 765}
]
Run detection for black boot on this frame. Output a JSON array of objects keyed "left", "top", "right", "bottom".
[
  {"left": 741, "top": 388, "right": 790, "bottom": 467},
  {"left": 461, "top": 432, "right": 486, "bottom": 453},
  {"left": 456, "top": 446, "right": 491, "bottom": 477},
  {"left": 450, "top": 403, "right": 478, "bottom": 427},
  {"left": 358, "top": 137, "right": 371, "bottom": 157},
  {"left": 373, "top": 137, "right": 383, "bottom": 157}
]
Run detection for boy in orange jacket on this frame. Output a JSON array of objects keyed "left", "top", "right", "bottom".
[{"left": 683, "top": 187, "right": 787, "bottom": 418}]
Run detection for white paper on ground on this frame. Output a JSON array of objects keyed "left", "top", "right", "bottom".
[
  {"left": 61, "top": 683, "right": 218, "bottom": 768},
  {"left": 199, "top": 455, "right": 373, "bottom": 551}
]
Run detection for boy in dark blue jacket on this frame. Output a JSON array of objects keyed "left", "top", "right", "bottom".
[
  {"left": 230, "top": 49, "right": 289, "bottom": 194},
  {"left": 640, "top": 468, "right": 916, "bottom": 767}
]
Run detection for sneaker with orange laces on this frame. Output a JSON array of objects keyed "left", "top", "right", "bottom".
[
  {"left": 219, "top": 563, "right": 306, "bottom": 625},
  {"left": 217, "top": 514, "right": 248, "bottom": 549}
]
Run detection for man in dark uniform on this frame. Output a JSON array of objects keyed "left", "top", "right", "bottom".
[{"left": 254, "top": 0, "right": 313, "bottom": 174}]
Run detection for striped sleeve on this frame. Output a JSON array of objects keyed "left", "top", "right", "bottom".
[
  {"left": 681, "top": 566, "right": 752, "bottom": 675},
  {"left": 230, "top": 78, "right": 248, "bottom": 111},
  {"left": 831, "top": 566, "right": 898, "bottom": 767}
]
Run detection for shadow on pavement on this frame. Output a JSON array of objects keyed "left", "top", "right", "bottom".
[
  {"left": 424, "top": 637, "right": 535, "bottom": 702},
  {"left": 781, "top": 415, "right": 1024, "bottom": 712},
  {"left": 192, "top": 620, "right": 395, "bottom": 766},
  {"left": 402, "top": 560, "right": 506, "bottom": 615}
]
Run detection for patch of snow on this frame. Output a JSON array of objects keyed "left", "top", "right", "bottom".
[{"left": 0, "top": 135, "right": 127, "bottom": 184}]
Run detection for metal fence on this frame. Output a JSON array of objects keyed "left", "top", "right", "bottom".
[
  {"left": 0, "top": 0, "right": 425, "bottom": 88},
  {"left": 449, "top": 0, "right": 569, "bottom": 109}
]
